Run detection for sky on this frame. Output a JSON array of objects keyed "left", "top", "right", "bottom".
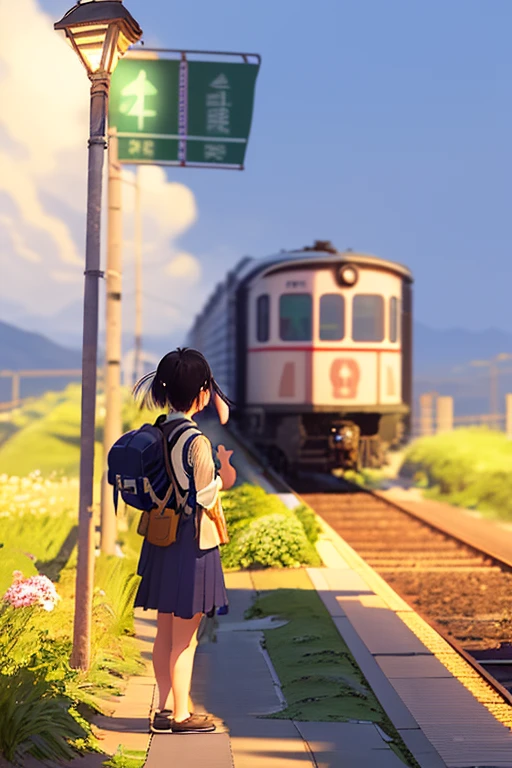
[{"left": 1, "top": 0, "right": 512, "bottom": 348}]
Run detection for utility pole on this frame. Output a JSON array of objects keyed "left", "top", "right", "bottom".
[
  {"left": 490, "top": 360, "right": 499, "bottom": 430},
  {"left": 133, "top": 167, "right": 143, "bottom": 386},
  {"left": 471, "top": 353, "right": 512, "bottom": 431},
  {"left": 100, "top": 127, "right": 123, "bottom": 555}
]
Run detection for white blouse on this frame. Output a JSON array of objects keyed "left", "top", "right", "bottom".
[{"left": 189, "top": 435, "right": 223, "bottom": 510}]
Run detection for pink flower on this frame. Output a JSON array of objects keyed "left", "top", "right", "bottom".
[{"left": 3, "top": 571, "right": 61, "bottom": 612}]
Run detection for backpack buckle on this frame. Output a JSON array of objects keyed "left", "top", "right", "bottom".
[{"left": 122, "top": 478, "right": 137, "bottom": 494}]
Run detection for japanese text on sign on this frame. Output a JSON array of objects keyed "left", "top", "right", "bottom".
[{"left": 109, "top": 56, "right": 260, "bottom": 168}]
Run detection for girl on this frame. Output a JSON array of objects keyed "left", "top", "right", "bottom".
[{"left": 133, "top": 348, "right": 236, "bottom": 734}]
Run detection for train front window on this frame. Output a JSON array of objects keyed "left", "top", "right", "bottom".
[
  {"left": 256, "top": 294, "right": 270, "bottom": 342},
  {"left": 280, "top": 293, "right": 312, "bottom": 341},
  {"left": 320, "top": 294, "right": 345, "bottom": 341},
  {"left": 352, "top": 295, "right": 384, "bottom": 342},
  {"left": 389, "top": 297, "right": 400, "bottom": 342}
]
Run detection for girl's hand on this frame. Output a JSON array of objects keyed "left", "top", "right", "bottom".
[
  {"left": 214, "top": 392, "right": 229, "bottom": 425},
  {"left": 217, "top": 444, "right": 233, "bottom": 464},
  {"left": 217, "top": 444, "right": 236, "bottom": 490}
]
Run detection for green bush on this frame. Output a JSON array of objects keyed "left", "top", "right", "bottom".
[
  {"left": 222, "top": 513, "right": 320, "bottom": 569},
  {"left": 401, "top": 428, "right": 512, "bottom": 518},
  {"left": 293, "top": 504, "right": 321, "bottom": 544},
  {"left": 222, "top": 483, "right": 289, "bottom": 528},
  {"left": 220, "top": 484, "right": 322, "bottom": 569}
]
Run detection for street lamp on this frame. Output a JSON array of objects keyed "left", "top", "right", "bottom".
[
  {"left": 55, "top": 0, "right": 141, "bottom": 74},
  {"left": 54, "top": 0, "right": 142, "bottom": 672}
]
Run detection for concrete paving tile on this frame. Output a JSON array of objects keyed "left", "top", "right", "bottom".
[
  {"left": 230, "top": 735, "right": 314, "bottom": 767},
  {"left": 322, "top": 568, "right": 374, "bottom": 595},
  {"left": 146, "top": 732, "right": 233, "bottom": 768},
  {"left": 376, "top": 655, "right": 452, "bottom": 679},
  {"left": 192, "top": 630, "right": 283, "bottom": 718},
  {"left": 95, "top": 727, "right": 149, "bottom": 756},
  {"left": 307, "top": 567, "right": 330, "bottom": 592},
  {"left": 222, "top": 571, "right": 255, "bottom": 622},
  {"left": 277, "top": 492, "right": 302, "bottom": 509},
  {"left": 331, "top": 617, "right": 419, "bottom": 730},
  {"left": 295, "top": 722, "right": 387, "bottom": 752},
  {"left": 391, "top": 677, "right": 512, "bottom": 766},
  {"left": 340, "top": 597, "right": 429, "bottom": 656},
  {"left": 312, "top": 751, "right": 396, "bottom": 768},
  {"left": 316, "top": 589, "right": 347, "bottom": 617},
  {"left": 226, "top": 717, "right": 303, "bottom": 739},
  {"left": 315, "top": 539, "right": 352, "bottom": 569},
  {"left": 397, "top": 729, "right": 446, "bottom": 768},
  {"left": 94, "top": 714, "right": 148, "bottom": 734}
]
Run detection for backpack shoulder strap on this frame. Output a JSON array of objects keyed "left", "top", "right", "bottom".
[{"left": 157, "top": 417, "right": 201, "bottom": 509}]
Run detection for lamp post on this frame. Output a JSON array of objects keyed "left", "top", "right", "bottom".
[{"left": 54, "top": 0, "right": 142, "bottom": 671}]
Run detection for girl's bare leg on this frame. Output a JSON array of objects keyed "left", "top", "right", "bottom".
[
  {"left": 170, "top": 613, "right": 203, "bottom": 722},
  {"left": 153, "top": 612, "right": 174, "bottom": 711}
]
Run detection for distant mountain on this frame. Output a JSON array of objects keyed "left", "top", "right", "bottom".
[
  {"left": 414, "top": 323, "right": 512, "bottom": 374},
  {"left": 0, "top": 321, "right": 82, "bottom": 403},
  {"left": 0, "top": 299, "right": 183, "bottom": 355},
  {"left": 0, "top": 320, "right": 82, "bottom": 370}
]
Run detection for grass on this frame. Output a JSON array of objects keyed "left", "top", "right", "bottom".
[
  {"left": 103, "top": 749, "right": 147, "bottom": 768},
  {"left": 0, "top": 386, "right": 103, "bottom": 478},
  {"left": 0, "top": 473, "right": 79, "bottom": 592},
  {"left": 401, "top": 427, "right": 512, "bottom": 519},
  {"left": 0, "top": 385, "right": 159, "bottom": 480},
  {"left": 248, "top": 569, "right": 418, "bottom": 767}
]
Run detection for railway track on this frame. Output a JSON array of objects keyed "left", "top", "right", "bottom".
[
  {"left": 223, "top": 424, "right": 512, "bottom": 702},
  {"left": 293, "top": 476, "right": 512, "bottom": 697}
]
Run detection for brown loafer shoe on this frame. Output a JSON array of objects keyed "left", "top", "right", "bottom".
[
  {"left": 150, "top": 709, "right": 173, "bottom": 733},
  {"left": 171, "top": 714, "right": 216, "bottom": 733}
]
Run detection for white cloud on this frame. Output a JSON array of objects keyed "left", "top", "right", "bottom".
[
  {"left": 0, "top": 214, "right": 40, "bottom": 263},
  {"left": 165, "top": 252, "right": 201, "bottom": 282},
  {"left": 0, "top": 0, "right": 200, "bottom": 336},
  {"left": 50, "top": 270, "right": 83, "bottom": 284}
]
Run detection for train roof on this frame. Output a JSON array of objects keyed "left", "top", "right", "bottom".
[
  {"left": 238, "top": 243, "right": 413, "bottom": 284},
  {"left": 189, "top": 242, "right": 413, "bottom": 332}
]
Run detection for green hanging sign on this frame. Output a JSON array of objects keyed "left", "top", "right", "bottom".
[{"left": 109, "top": 53, "right": 261, "bottom": 169}]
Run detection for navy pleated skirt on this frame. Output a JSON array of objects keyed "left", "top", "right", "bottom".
[{"left": 134, "top": 512, "right": 229, "bottom": 618}]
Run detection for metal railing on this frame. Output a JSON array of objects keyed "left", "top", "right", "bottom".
[
  {"left": 412, "top": 412, "right": 507, "bottom": 438},
  {"left": 0, "top": 369, "right": 83, "bottom": 414}
]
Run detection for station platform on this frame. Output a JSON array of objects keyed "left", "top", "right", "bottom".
[{"left": 88, "top": 423, "right": 512, "bottom": 768}]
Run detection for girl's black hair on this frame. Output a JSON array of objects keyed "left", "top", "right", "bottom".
[{"left": 133, "top": 347, "right": 232, "bottom": 412}]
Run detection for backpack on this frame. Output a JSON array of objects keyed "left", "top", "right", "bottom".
[{"left": 107, "top": 415, "right": 200, "bottom": 514}]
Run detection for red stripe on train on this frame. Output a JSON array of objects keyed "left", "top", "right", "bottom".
[{"left": 247, "top": 346, "right": 401, "bottom": 354}]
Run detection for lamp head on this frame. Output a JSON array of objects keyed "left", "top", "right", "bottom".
[{"left": 54, "top": 0, "right": 142, "bottom": 77}]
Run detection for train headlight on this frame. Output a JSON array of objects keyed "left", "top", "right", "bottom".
[{"left": 337, "top": 264, "right": 358, "bottom": 287}]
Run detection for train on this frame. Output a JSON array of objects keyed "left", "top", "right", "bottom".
[{"left": 187, "top": 240, "right": 413, "bottom": 472}]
